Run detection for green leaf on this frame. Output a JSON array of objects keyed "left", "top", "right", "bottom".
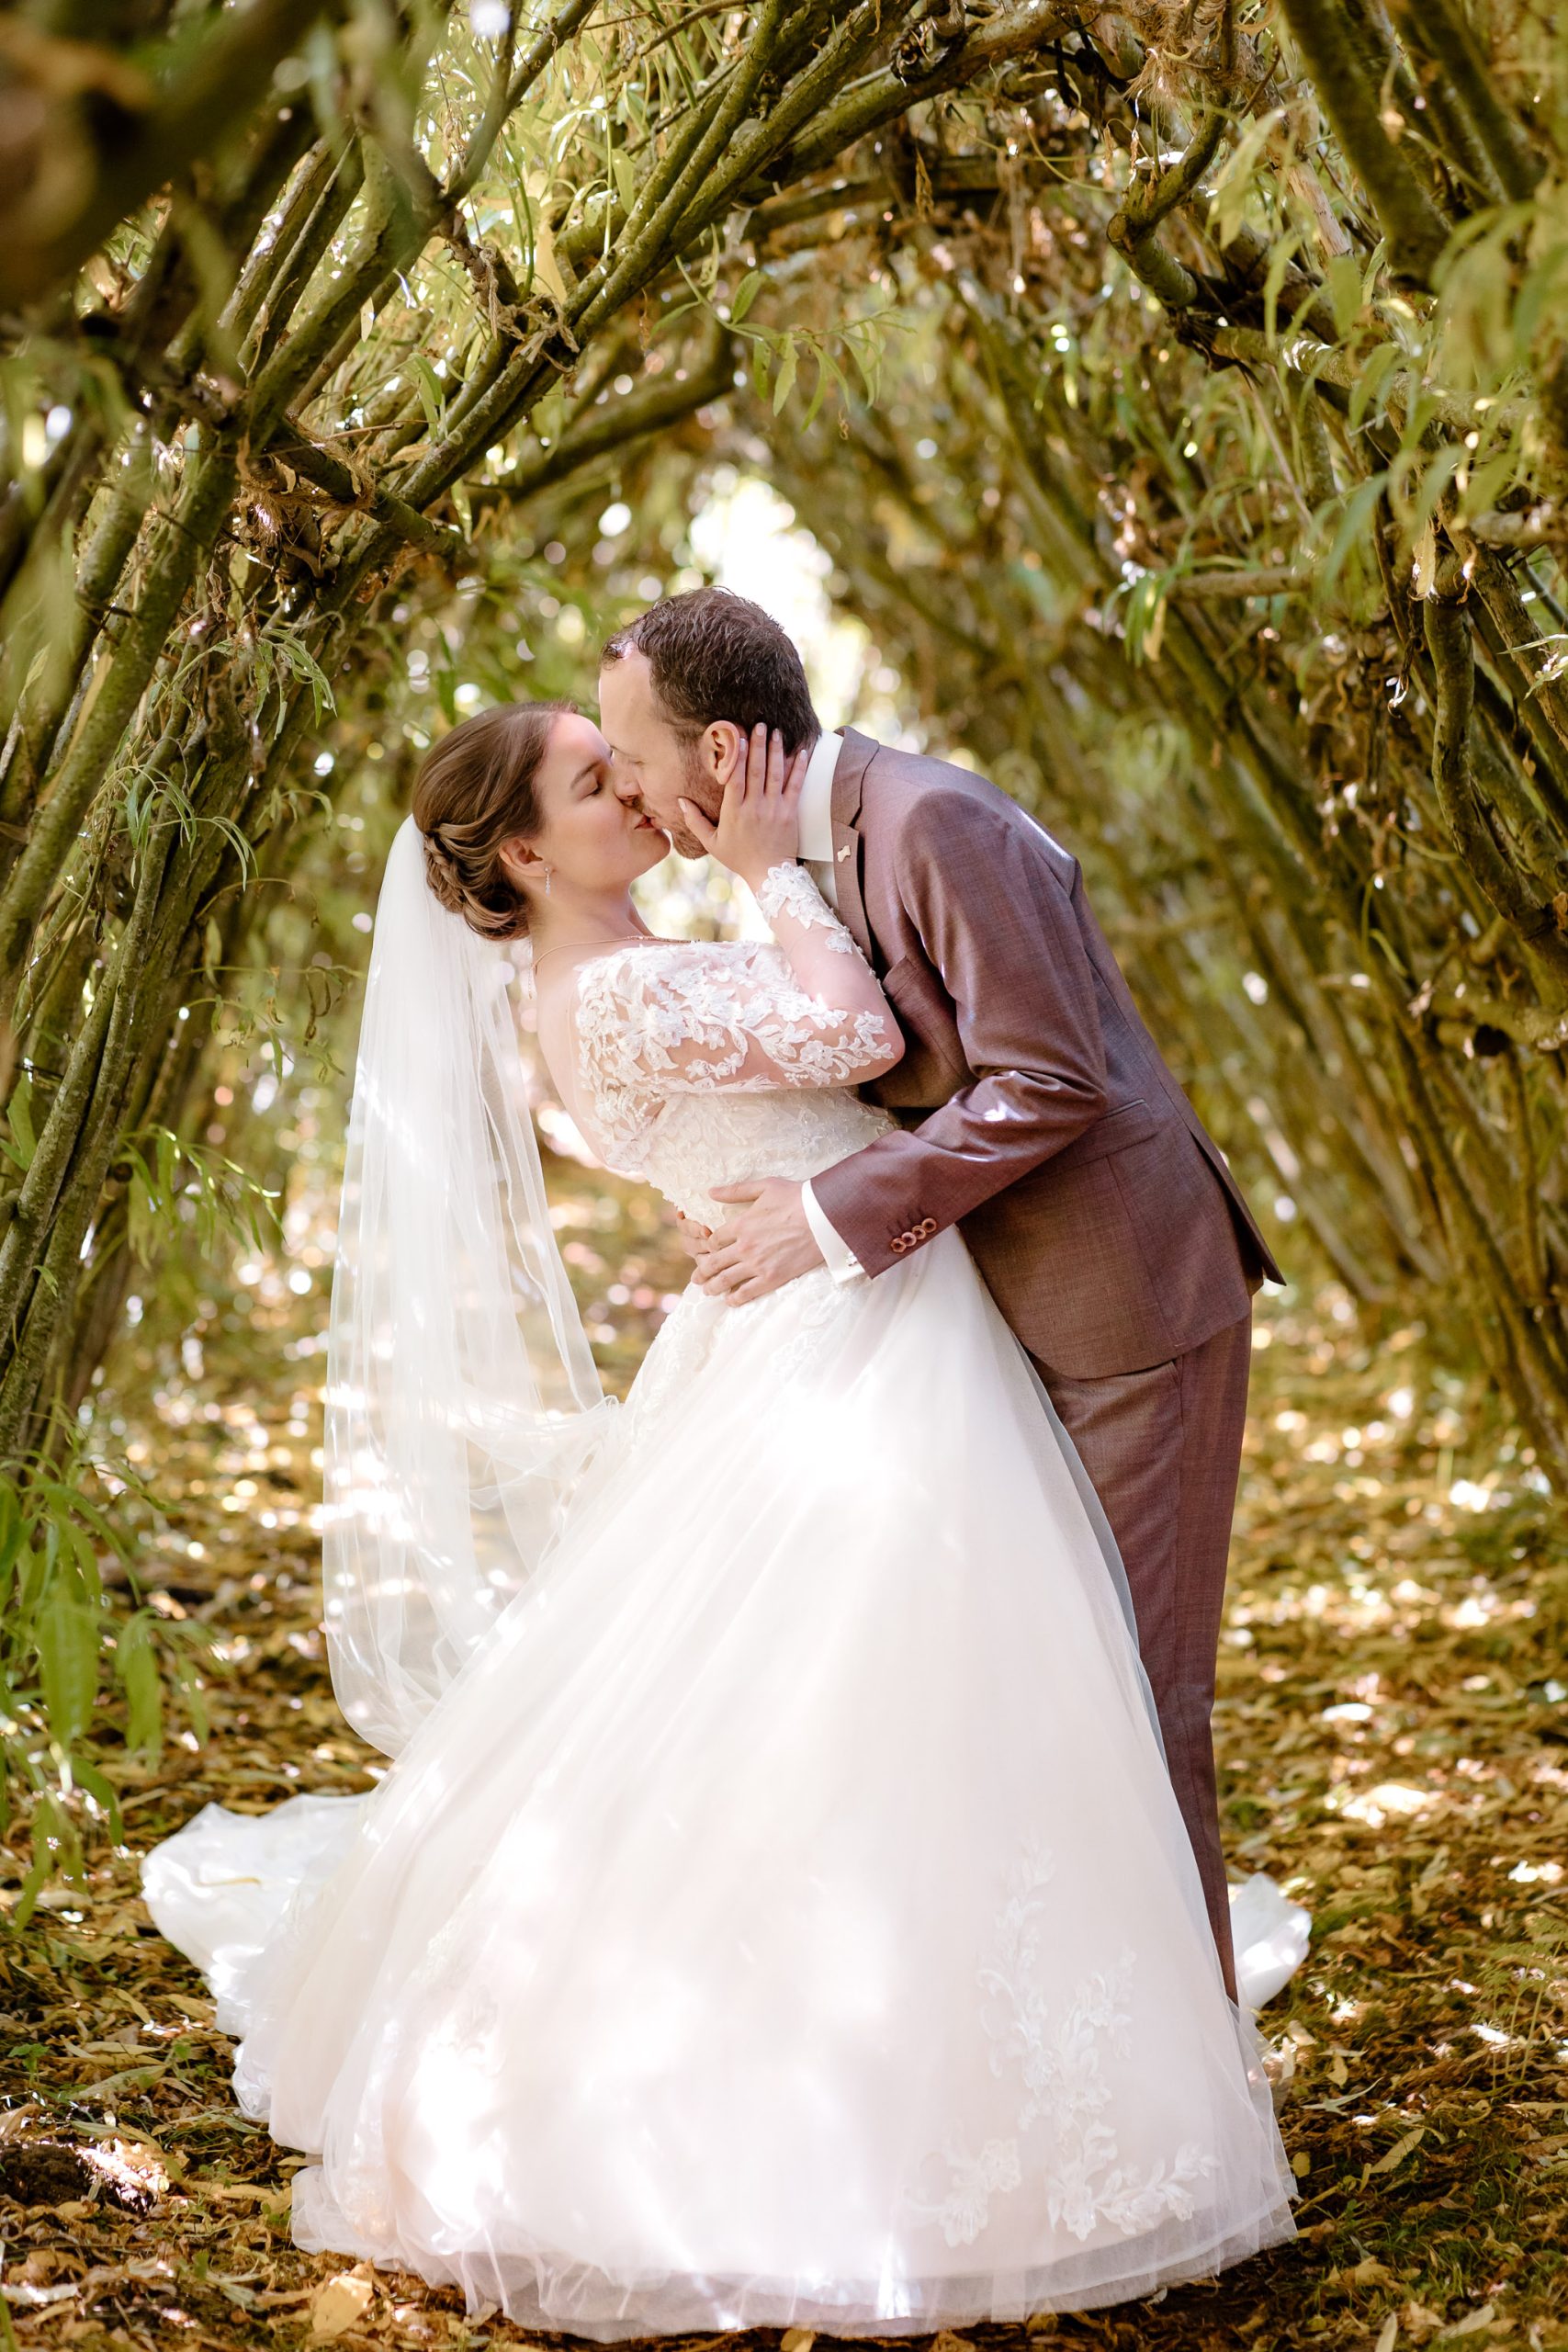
[
  {"left": 408, "top": 353, "right": 446, "bottom": 439},
  {"left": 3, "top": 1070, "right": 37, "bottom": 1172},
  {"left": 1263, "top": 226, "right": 1305, "bottom": 348},
  {"left": 1458, "top": 442, "right": 1524, "bottom": 521},
  {"left": 772, "top": 334, "right": 799, "bottom": 415},
  {"left": 17, "top": 1535, "right": 49, "bottom": 1623},
  {"left": 267, "top": 632, "right": 337, "bottom": 721},
  {"left": 802, "top": 350, "right": 835, "bottom": 430},
  {"left": 36, "top": 1588, "right": 98, "bottom": 1750},
  {"left": 71, "top": 1756, "right": 124, "bottom": 1841},
  {"left": 1320, "top": 472, "right": 1389, "bottom": 595},
  {"left": 116, "top": 1615, "right": 164, "bottom": 1756},
  {"left": 0, "top": 1480, "right": 22, "bottom": 1583},
  {"left": 728, "top": 268, "right": 762, "bottom": 325},
  {"left": 13, "top": 1791, "right": 76, "bottom": 1928},
  {"left": 1405, "top": 444, "right": 1467, "bottom": 550},
  {"left": 1207, "top": 109, "right": 1284, "bottom": 249},
  {"left": 849, "top": 327, "right": 882, "bottom": 402},
  {"left": 609, "top": 146, "right": 637, "bottom": 213},
  {"left": 1326, "top": 254, "right": 1363, "bottom": 342},
  {"left": 1510, "top": 235, "right": 1568, "bottom": 368},
  {"left": 1348, "top": 342, "right": 1403, "bottom": 434}
]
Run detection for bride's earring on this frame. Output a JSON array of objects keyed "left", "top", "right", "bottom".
[{"left": 543, "top": 865, "right": 552, "bottom": 898}]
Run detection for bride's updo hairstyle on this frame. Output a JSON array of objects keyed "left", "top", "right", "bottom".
[{"left": 412, "top": 700, "right": 574, "bottom": 940}]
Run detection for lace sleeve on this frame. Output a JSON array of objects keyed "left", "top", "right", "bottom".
[
  {"left": 573, "top": 939, "right": 899, "bottom": 1159},
  {"left": 753, "top": 862, "right": 858, "bottom": 952}
]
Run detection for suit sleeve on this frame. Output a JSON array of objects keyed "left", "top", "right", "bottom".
[{"left": 808, "top": 789, "right": 1109, "bottom": 1276}]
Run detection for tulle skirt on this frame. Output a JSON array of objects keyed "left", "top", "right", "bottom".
[{"left": 143, "top": 1231, "right": 1295, "bottom": 2335}]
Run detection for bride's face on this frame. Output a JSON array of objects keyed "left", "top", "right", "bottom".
[
  {"left": 513, "top": 713, "right": 669, "bottom": 894},
  {"left": 596, "top": 650, "right": 718, "bottom": 861}
]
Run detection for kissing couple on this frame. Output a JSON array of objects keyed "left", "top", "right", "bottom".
[{"left": 144, "top": 586, "right": 1299, "bottom": 2336}]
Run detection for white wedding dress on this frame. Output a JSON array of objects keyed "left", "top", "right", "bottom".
[{"left": 143, "top": 874, "right": 1297, "bottom": 2337}]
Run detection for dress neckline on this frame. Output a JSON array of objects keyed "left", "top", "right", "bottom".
[{"left": 532, "top": 933, "right": 677, "bottom": 978}]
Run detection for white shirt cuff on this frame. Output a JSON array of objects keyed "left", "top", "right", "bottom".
[{"left": 802, "top": 1180, "right": 865, "bottom": 1284}]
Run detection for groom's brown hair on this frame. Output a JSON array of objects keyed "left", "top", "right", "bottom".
[{"left": 601, "top": 588, "right": 818, "bottom": 753}]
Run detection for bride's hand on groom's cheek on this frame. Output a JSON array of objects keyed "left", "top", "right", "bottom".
[{"left": 693, "top": 1179, "right": 823, "bottom": 1305}]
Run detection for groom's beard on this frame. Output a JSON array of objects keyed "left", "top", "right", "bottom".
[{"left": 661, "top": 741, "right": 720, "bottom": 861}]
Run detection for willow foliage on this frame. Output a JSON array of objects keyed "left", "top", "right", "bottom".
[
  {"left": 684, "top": 0, "right": 1568, "bottom": 1478},
  {"left": 0, "top": 0, "right": 1080, "bottom": 1835},
  {"left": 3, "top": 0, "right": 1568, "bottom": 1838}
]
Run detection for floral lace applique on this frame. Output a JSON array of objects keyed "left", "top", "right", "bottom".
[
  {"left": 572, "top": 938, "right": 895, "bottom": 1177},
  {"left": 637, "top": 1086, "right": 896, "bottom": 1232},
  {"left": 753, "top": 862, "right": 858, "bottom": 950},
  {"left": 905, "top": 1838, "right": 1219, "bottom": 2250},
  {"left": 919, "top": 2130, "right": 1022, "bottom": 2247}
]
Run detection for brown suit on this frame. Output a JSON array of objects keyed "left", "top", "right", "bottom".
[{"left": 809, "top": 731, "right": 1282, "bottom": 1993}]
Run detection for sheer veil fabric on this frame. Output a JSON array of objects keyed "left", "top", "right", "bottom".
[
  {"left": 321, "top": 817, "right": 612, "bottom": 1757},
  {"left": 142, "top": 840, "right": 1297, "bottom": 2335}
]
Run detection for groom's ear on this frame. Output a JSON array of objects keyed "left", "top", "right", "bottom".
[{"left": 703, "top": 720, "right": 745, "bottom": 786}]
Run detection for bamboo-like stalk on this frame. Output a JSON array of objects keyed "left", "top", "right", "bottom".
[
  {"left": 0, "top": 0, "right": 1100, "bottom": 1458},
  {"left": 6, "top": 0, "right": 1568, "bottom": 1476},
  {"left": 1276, "top": 0, "right": 1452, "bottom": 285},
  {"left": 0, "top": 449, "right": 240, "bottom": 1026}
]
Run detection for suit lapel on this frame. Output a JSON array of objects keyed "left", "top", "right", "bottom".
[{"left": 829, "top": 729, "right": 878, "bottom": 965}]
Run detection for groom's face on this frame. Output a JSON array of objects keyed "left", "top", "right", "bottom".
[{"left": 598, "top": 650, "right": 720, "bottom": 861}]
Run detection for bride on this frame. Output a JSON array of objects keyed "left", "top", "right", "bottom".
[{"left": 142, "top": 698, "right": 1297, "bottom": 2336}]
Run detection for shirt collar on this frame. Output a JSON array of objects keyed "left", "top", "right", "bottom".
[{"left": 797, "top": 729, "right": 841, "bottom": 864}]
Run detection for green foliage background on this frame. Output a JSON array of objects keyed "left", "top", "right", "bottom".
[{"left": 1, "top": 0, "right": 1566, "bottom": 1919}]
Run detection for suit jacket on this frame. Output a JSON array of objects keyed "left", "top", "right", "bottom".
[{"left": 808, "top": 729, "right": 1283, "bottom": 1380}]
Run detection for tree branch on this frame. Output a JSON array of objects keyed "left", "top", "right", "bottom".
[
  {"left": 1424, "top": 554, "right": 1568, "bottom": 986},
  {"left": 0, "top": 0, "right": 336, "bottom": 311},
  {"left": 470, "top": 320, "right": 733, "bottom": 514},
  {"left": 1277, "top": 0, "right": 1451, "bottom": 286}
]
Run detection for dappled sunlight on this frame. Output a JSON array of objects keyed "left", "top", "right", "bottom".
[
  {"left": 2, "top": 0, "right": 1567, "bottom": 2341},
  {"left": 1, "top": 1209, "right": 1563, "bottom": 2349}
]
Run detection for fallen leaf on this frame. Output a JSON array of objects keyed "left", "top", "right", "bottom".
[
  {"left": 1370, "top": 2124, "right": 1426, "bottom": 2175},
  {"left": 1376, "top": 2317, "right": 1399, "bottom": 2352},
  {"left": 1437, "top": 2308, "right": 1496, "bottom": 2341},
  {"left": 1403, "top": 2307, "right": 1447, "bottom": 2346},
  {"left": 1341, "top": 2258, "right": 1398, "bottom": 2290},
  {"left": 309, "top": 2271, "right": 375, "bottom": 2340}
]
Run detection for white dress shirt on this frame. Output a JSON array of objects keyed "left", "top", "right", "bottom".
[
  {"left": 793, "top": 732, "right": 867, "bottom": 1285},
  {"left": 796, "top": 726, "right": 842, "bottom": 907}
]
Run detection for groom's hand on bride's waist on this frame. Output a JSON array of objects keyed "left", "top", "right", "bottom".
[
  {"left": 692, "top": 1179, "right": 824, "bottom": 1305},
  {"left": 673, "top": 1211, "right": 712, "bottom": 1261}
]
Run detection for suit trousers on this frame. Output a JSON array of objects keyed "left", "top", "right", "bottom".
[{"left": 1032, "top": 1310, "right": 1253, "bottom": 2001}]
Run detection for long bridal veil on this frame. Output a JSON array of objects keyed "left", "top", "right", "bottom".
[
  {"left": 329, "top": 822, "right": 1150, "bottom": 1796},
  {"left": 321, "top": 816, "right": 613, "bottom": 1756}
]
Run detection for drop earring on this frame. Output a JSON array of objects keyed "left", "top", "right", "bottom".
[{"left": 543, "top": 865, "right": 552, "bottom": 898}]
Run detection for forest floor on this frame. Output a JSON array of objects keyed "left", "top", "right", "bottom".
[{"left": 2, "top": 1165, "right": 1566, "bottom": 2352}]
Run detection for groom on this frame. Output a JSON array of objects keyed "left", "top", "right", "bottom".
[{"left": 597, "top": 588, "right": 1281, "bottom": 1998}]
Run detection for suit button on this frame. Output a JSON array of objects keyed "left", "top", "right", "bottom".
[
  {"left": 919, "top": 1218, "right": 937, "bottom": 1238},
  {"left": 889, "top": 1235, "right": 907, "bottom": 1254}
]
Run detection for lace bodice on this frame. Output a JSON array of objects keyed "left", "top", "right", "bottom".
[{"left": 565, "top": 896, "right": 897, "bottom": 1226}]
